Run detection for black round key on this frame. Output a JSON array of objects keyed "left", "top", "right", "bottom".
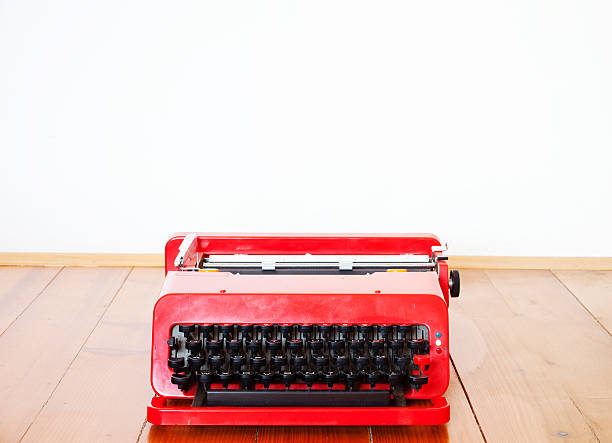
[
  {"left": 282, "top": 371, "right": 295, "bottom": 388},
  {"left": 199, "top": 324, "right": 212, "bottom": 337},
  {"left": 267, "top": 339, "right": 282, "bottom": 353},
  {"left": 303, "top": 371, "right": 318, "bottom": 387},
  {"left": 171, "top": 372, "right": 192, "bottom": 388},
  {"left": 240, "top": 325, "right": 252, "bottom": 338},
  {"left": 355, "top": 356, "right": 370, "bottom": 371},
  {"left": 260, "top": 325, "right": 273, "bottom": 338},
  {"left": 388, "top": 372, "right": 402, "bottom": 385},
  {"left": 179, "top": 324, "right": 196, "bottom": 335},
  {"left": 198, "top": 370, "right": 215, "bottom": 385},
  {"left": 358, "top": 325, "right": 372, "bottom": 336},
  {"left": 291, "top": 355, "right": 306, "bottom": 370},
  {"left": 220, "top": 325, "right": 234, "bottom": 338},
  {"left": 390, "top": 339, "right": 405, "bottom": 353},
  {"left": 375, "top": 355, "right": 388, "bottom": 370},
  {"left": 399, "top": 325, "right": 410, "bottom": 337},
  {"left": 409, "top": 373, "right": 428, "bottom": 386},
  {"left": 186, "top": 339, "right": 202, "bottom": 354},
  {"left": 250, "top": 355, "right": 266, "bottom": 371},
  {"left": 366, "top": 371, "right": 380, "bottom": 387},
  {"left": 346, "top": 372, "right": 362, "bottom": 389},
  {"left": 335, "top": 355, "right": 349, "bottom": 372},
  {"left": 228, "top": 340, "right": 243, "bottom": 354},
  {"left": 350, "top": 339, "right": 364, "bottom": 354},
  {"left": 395, "top": 356, "right": 410, "bottom": 373},
  {"left": 272, "top": 355, "right": 287, "bottom": 367},
  {"left": 240, "top": 371, "right": 254, "bottom": 388},
  {"left": 218, "top": 371, "right": 233, "bottom": 388},
  {"left": 319, "top": 325, "right": 331, "bottom": 338},
  {"left": 313, "top": 355, "right": 329, "bottom": 369},
  {"left": 339, "top": 325, "right": 351, "bottom": 337},
  {"left": 371, "top": 340, "right": 385, "bottom": 355},
  {"left": 324, "top": 371, "right": 338, "bottom": 387},
  {"left": 247, "top": 340, "right": 262, "bottom": 354},
  {"left": 231, "top": 355, "right": 246, "bottom": 368},
  {"left": 261, "top": 372, "right": 274, "bottom": 389},
  {"left": 309, "top": 339, "right": 324, "bottom": 353},
  {"left": 168, "top": 357, "right": 185, "bottom": 369},
  {"left": 187, "top": 355, "right": 205, "bottom": 370},
  {"left": 207, "top": 340, "right": 222, "bottom": 353},
  {"left": 280, "top": 325, "right": 293, "bottom": 338},
  {"left": 208, "top": 354, "right": 224, "bottom": 369},
  {"left": 299, "top": 324, "right": 312, "bottom": 337},
  {"left": 408, "top": 339, "right": 427, "bottom": 354},
  {"left": 288, "top": 340, "right": 303, "bottom": 353},
  {"left": 330, "top": 340, "right": 345, "bottom": 354},
  {"left": 378, "top": 325, "right": 391, "bottom": 338}
]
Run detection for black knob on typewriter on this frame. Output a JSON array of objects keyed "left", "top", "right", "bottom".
[
  {"left": 346, "top": 372, "right": 362, "bottom": 390},
  {"left": 319, "top": 324, "right": 331, "bottom": 338},
  {"left": 388, "top": 372, "right": 402, "bottom": 386},
  {"left": 303, "top": 371, "right": 318, "bottom": 388},
  {"left": 358, "top": 325, "right": 372, "bottom": 337},
  {"left": 187, "top": 355, "right": 205, "bottom": 370},
  {"left": 198, "top": 324, "right": 212, "bottom": 337},
  {"left": 378, "top": 325, "right": 391, "bottom": 339},
  {"left": 231, "top": 354, "right": 246, "bottom": 370},
  {"left": 450, "top": 270, "right": 461, "bottom": 298},
  {"left": 186, "top": 339, "right": 202, "bottom": 354},
  {"left": 355, "top": 356, "right": 370, "bottom": 371},
  {"left": 398, "top": 326, "right": 410, "bottom": 338},
  {"left": 375, "top": 355, "right": 388, "bottom": 371},
  {"left": 198, "top": 370, "right": 215, "bottom": 387},
  {"left": 280, "top": 325, "right": 292, "bottom": 338},
  {"left": 218, "top": 371, "right": 233, "bottom": 389},
  {"left": 179, "top": 324, "right": 196, "bottom": 336},
  {"left": 240, "top": 324, "right": 252, "bottom": 339},
  {"left": 366, "top": 371, "right": 380, "bottom": 388},
  {"left": 335, "top": 355, "right": 349, "bottom": 372},
  {"left": 207, "top": 339, "right": 222, "bottom": 353},
  {"left": 288, "top": 339, "right": 303, "bottom": 353},
  {"left": 282, "top": 371, "right": 295, "bottom": 389},
  {"left": 371, "top": 340, "right": 385, "bottom": 355},
  {"left": 299, "top": 324, "right": 312, "bottom": 338},
  {"left": 409, "top": 373, "right": 428, "bottom": 390},
  {"left": 168, "top": 357, "right": 185, "bottom": 370},
  {"left": 208, "top": 354, "right": 224, "bottom": 370},
  {"left": 339, "top": 325, "right": 351, "bottom": 338},
  {"left": 408, "top": 339, "right": 428, "bottom": 354},
  {"left": 260, "top": 325, "right": 273, "bottom": 338},
  {"left": 314, "top": 355, "right": 329, "bottom": 370},
  {"left": 291, "top": 355, "right": 306, "bottom": 371},
  {"left": 240, "top": 371, "right": 255, "bottom": 389},
  {"left": 309, "top": 339, "right": 324, "bottom": 353},
  {"left": 390, "top": 339, "right": 405, "bottom": 353},
  {"left": 247, "top": 340, "right": 262, "bottom": 354},
  {"left": 267, "top": 339, "right": 282, "bottom": 353},
  {"left": 171, "top": 372, "right": 192, "bottom": 391},
  {"left": 261, "top": 372, "right": 275, "bottom": 389},
  {"left": 220, "top": 325, "right": 234, "bottom": 338},
  {"left": 272, "top": 355, "right": 287, "bottom": 368},
  {"left": 324, "top": 371, "right": 338, "bottom": 389},
  {"left": 228, "top": 340, "right": 243, "bottom": 355},
  {"left": 395, "top": 356, "right": 410, "bottom": 374},
  {"left": 250, "top": 355, "right": 266, "bottom": 372},
  {"left": 350, "top": 339, "right": 365, "bottom": 355},
  {"left": 330, "top": 340, "right": 345, "bottom": 354}
]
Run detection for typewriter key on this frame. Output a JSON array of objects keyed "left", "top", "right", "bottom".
[
  {"left": 367, "top": 371, "right": 380, "bottom": 389},
  {"left": 240, "top": 325, "right": 252, "bottom": 339},
  {"left": 240, "top": 371, "right": 255, "bottom": 389},
  {"left": 187, "top": 355, "right": 205, "bottom": 370},
  {"left": 314, "top": 355, "right": 329, "bottom": 370},
  {"left": 231, "top": 355, "right": 246, "bottom": 369},
  {"left": 260, "top": 325, "right": 273, "bottom": 338},
  {"left": 272, "top": 355, "right": 287, "bottom": 368},
  {"left": 409, "top": 373, "right": 428, "bottom": 389},
  {"left": 330, "top": 340, "right": 345, "bottom": 354},
  {"left": 319, "top": 324, "right": 331, "bottom": 338},
  {"left": 308, "top": 339, "right": 324, "bottom": 353},
  {"left": 324, "top": 371, "right": 338, "bottom": 389},
  {"left": 267, "top": 339, "right": 282, "bottom": 353},
  {"left": 168, "top": 357, "right": 185, "bottom": 370},
  {"left": 379, "top": 325, "right": 391, "bottom": 339},
  {"left": 179, "top": 324, "right": 196, "bottom": 336},
  {"left": 355, "top": 355, "right": 370, "bottom": 371},
  {"left": 171, "top": 372, "right": 192, "bottom": 390},
  {"left": 303, "top": 371, "right": 318, "bottom": 389},
  {"left": 398, "top": 325, "right": 411, "bottom": 338},
  {"left": 408, "top": 339, "right": 428, "bottom": 354},
  {"left": 288, "top": 339, "right": 303, "bottom": 353},
  {"left": 218, "top": 371, "right": 233, "bottom": 389},
  {"left": 350, "top": 339, "right": 365, "bottom": 355},
  {"left": 282, "top": 371, "right": 295, "bottom": 389},
  {"left": 299, "top": 324, "right": 313, "bottom": 338},
  {"left": 261, "top": 372, "right": 275, "bottom": 389},
  {"left": 335, "top": 355, "right": 349, "bottom": 372},
  {"left": 198, "top": 370, "right": 215, "bottom": 387},
  {"left": 291, "top": 355, "right": 306, "bottom": 371},
  {"left": 250, "top": 355, "right": 266, "bottom": 372},
  {"left": 345, "top": 372, "right": 362, "bottom": 390},
  {"left": 371, "top": 340, "right": 385, "bottom": 355},
  {"left": 186, "top": 339, "right": 202, "bottom": 354},
  {"left": 280, "top": 324, "right": 292, "bottom": 338},
  {"left": 375, "top": 355, "right": 388, "bottom": 371},
  {"left": 247, "top": 340, "right": 262, "bottom": 355},
  {"left": 390, "top": 339, "right": 405, "bottom": 353},
  {"left": 228, "top": 339, "right": 243, "bottom": 355},
  {"left": 198, "top": 324, "right": 212, "bottom": 338},
  {"left": 388, "top": 372, "right": 402, "bottom": 386},
  {"left": 395, "top": 356, "right": 410, "bottom": 374},
  {"left": 220, "top": 325, "right": 234, "bottom": 339},
  {"left": 207, "top": 339, "right": 222, "bottom": 353},
  {"left": 358, "top": 325, "right": 372, "bottom": 337},
  {"left": 208, "top": 354, "right": 224, "bottom": 370}
]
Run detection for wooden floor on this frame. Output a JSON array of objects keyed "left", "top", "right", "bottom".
[{"left": 0, "top": 267, "right": 610, "bottom": 442}]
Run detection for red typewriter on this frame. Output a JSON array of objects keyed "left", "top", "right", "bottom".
[{"left": 148, "top": 233, "right": 460, "bottom": 426}]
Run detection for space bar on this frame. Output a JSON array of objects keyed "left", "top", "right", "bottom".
[{"left": 206, "top": 390, "right": 390, "bottom": 407}]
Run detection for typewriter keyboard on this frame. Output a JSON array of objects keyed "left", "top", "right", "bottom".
[{"left": 167, "top": 324, "right": 430, "bottom": 405}]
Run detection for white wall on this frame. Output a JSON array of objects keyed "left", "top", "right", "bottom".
[{"left": 1, "top": 1, "right": 611, "bottom": 256}]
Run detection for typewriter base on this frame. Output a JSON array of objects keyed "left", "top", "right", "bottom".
[{"left": 147, "top": 395, "right": 450, "bottom": 426}]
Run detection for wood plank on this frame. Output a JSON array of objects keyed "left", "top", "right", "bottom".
[
  {"left": 138, "top": 424, "right": 257, "bottom": 443},
  {"left": 20, "top": 268, "right": 165, "bottom": 443},
  {"left": 450, "top": 269, "right": 604, "bottom": 442},
  {"left": 0, "top": 267, "right": 130, "bottom": 443},
  {"left": 257, "top": 425, "right": 369, "bottom": 443},
  {"left": 371, "top": 365, "right": 484, "bottom": 442},
  {"left": 553, "top": 270, "right": 612, "bottom": 334},
  {"left": 0, "top": 252, "right": 163, "bottom": 267},
  {"left": 0, "top": 266, "right": 61, "bottom": 335}
]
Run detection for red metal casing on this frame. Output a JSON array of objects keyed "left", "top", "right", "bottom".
[{"left": 148, "top": 234, "right": 451, "bottom": 426}]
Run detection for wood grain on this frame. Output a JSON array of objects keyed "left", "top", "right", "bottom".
[
  {"left": 553, "top": 270, "right": 612, "bottom": 334},
  {"left": 138, "top": 424, "right": 257, "bottom": 443},
  {"left": 0, "top": 267, "right": 130, "bottom": 442},
  {"left": 21, "top": 268, "right": 165, "bottom": 443},
  {"left": 450, "top": 269, "right": 609, "bottom": 442},
  {"left": 0, "top": 266, "right": 61, "bottom": 335},
  {"left": 371, "top": 365, "right": 483, "bottom": 442},
  {"left": 257, "top": 425, "right": 369, "bottom": 443}
]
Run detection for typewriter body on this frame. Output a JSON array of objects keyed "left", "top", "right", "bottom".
[{"left": 148, "top": 233, "right": 460, "bottom": 426}]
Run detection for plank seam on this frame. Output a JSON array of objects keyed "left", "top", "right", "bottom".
[
  {"left": 135, "top": 417, "right": 147, "bottom": 443},
  {"left": 0, "top": 266, "right": 64, "bottom": 338},
  {"left": 18, "top": 267, "right": 134, "bottom": 443},
  {"left": 450, "top": 356, "right": 487, "bottom": 442},
  {"left": 254, "top": 426, "right": 259, "bottom": 443},
  {"left": 367, "top": 425, "right": 373, "bottom": 443},
  {"left": 569, "top": 397, "right": 601, "bottom": 442},
  {"left": 551, "top": 271, "right": 611, "bottom": 336}
]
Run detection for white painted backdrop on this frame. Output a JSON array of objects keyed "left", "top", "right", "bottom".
[{"left": 1, "top": 1, "right": 611, "bottom": 256}]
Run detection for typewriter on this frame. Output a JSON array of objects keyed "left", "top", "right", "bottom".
[{"left": 148, "top": 233, "right": 460, "bottom": 425}]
